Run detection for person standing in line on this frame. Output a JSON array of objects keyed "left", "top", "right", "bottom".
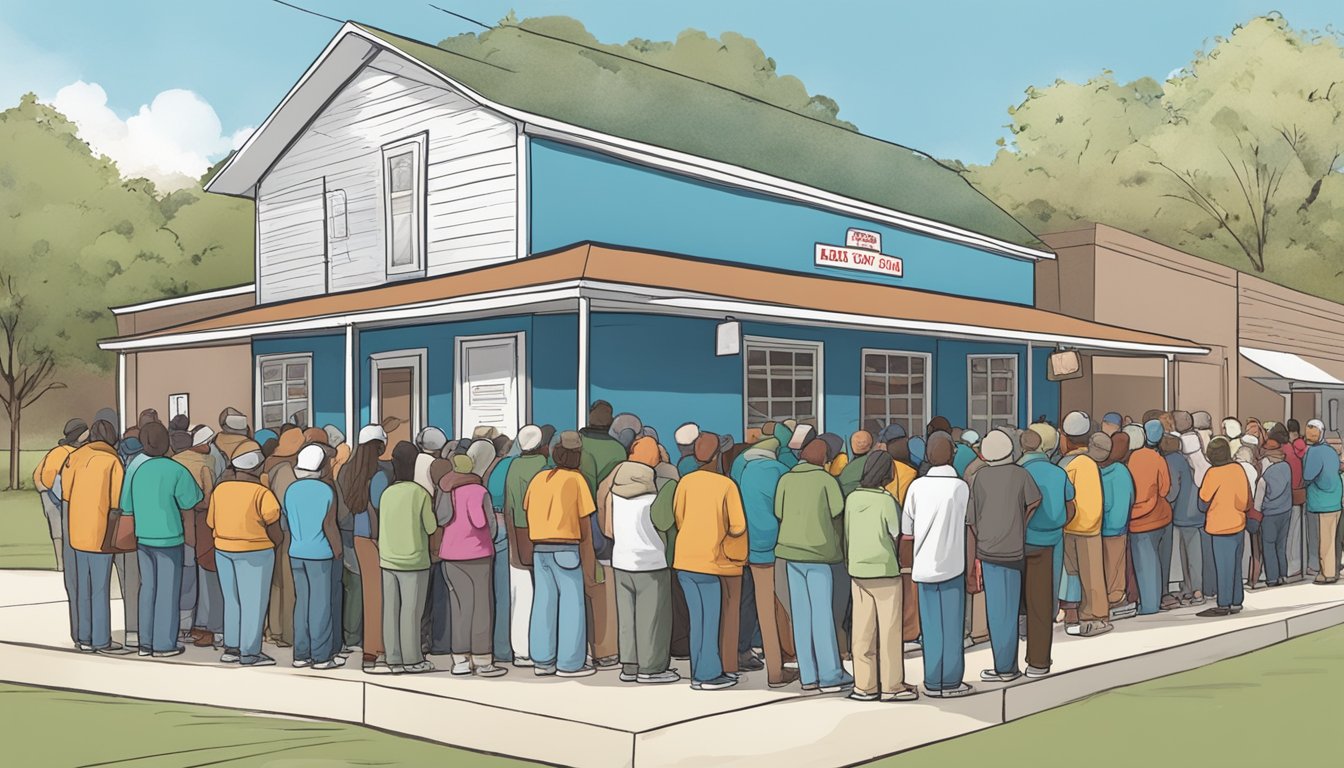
[
  {"left": 902, "top": 432, "right": 972, "bottom": 698},
  {"left": 1234, "top": 439, "right": 1264, "bottom": 589},
  {"left": 882, "top": 429, "right": 923, "bottom": 649},
  {"left": 1058, "top": 413, "right": 1112, "bottom": 638},
  {"left": 63, "top": 419, "right": 133, "bottom": 655},
  {"left": 1258, "top": 427, "right": 1294, "bottom": 587},
  {"left": 525, "top": 431, "right": 598, "bottom": 678},
  {"left": 673, "top": 432, "right": 748, "bottom": 691},
  {"left": 1284, "top": 419, "right": 1311, "bottom": 577},
  {"left": 483, "top": 432, "right": 516, "bottom": 665},
  {"left": 967, "top": 430, "right": 1040, "bottom": 683},
  {"left": 35, "top": 419, "right": 87, "bottom": 572},
  {"left": 1098, "top": 432, "right": 1136, "bottom": 618},
  {"left": 735, "top": 436, "right": 799, "bottom": 688},
  {"left": 1197, "top": 438, "right": 1250, "bottom": 616},
  {"left": 177, "top": 426, "right": 223, "bottom": 648},
  {"left": 123, "top": 422, "right": 202, "bottom": 657},
  {"left": 283, "top": 445, "right": 346, "bottom": 670},
  {"left": 114, "top": 433, "right": 149, "bottom": 651},
  {"left": 1302, "top": 420, "right": 1343, "bottom": 584},
  {"left": 845, "top": 452, "right": 919, "bottom": 702},
  {"left": 1018, "top": 427, "right": 1073, "bottom": 678},
  {"left": 503, "top": 424, "right": 555, "bottom": 668},
  {"left": 437, "top": 453, "right": 508, "bottom": 677},
  {"left": 837, "top": 431, "right": 875, "bottom": 497},
  {"left": 578, "top": 401, "right": 626, "bottom": 670},
  {"left": 343, "top": 425, "right": 392, "bottom": 672},
  {"left": 674, "top": 423, "right": 702, "bottom": 478},
  {"left": 261, "top": 428, "right": 304, "bottom": 649},
  {"left": 1127, "top": 421, "right": 1173, "bottom": 616},
  {"left": 377, "top": 442, "right": 437, "bottom": 674},
  {"left": 208, "top": 440, "right": 281, "bottom": 666}
]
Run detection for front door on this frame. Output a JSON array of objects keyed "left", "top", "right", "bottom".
[
  {"left": 457, "top": 334, "right": 524, "bottom": 439},
  {"left": 377, "top": 367, "right": 413, "bottom": 457}
]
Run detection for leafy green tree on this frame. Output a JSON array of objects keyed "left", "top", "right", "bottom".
[{"left": 966, "top": 14, "right": 1344, "bottom": 292}]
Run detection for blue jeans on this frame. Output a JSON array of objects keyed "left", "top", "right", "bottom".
[
  {"left": 291, "top": 557, "right": 335, "bottom": 663},
  {"left": 917, "top": 574, "right": 966, "bottom": 691},
  {"left": 73, "top": 550, "right": 114, "bottom": 648},
  {"left": 1200, "top": 530, "right": 1218, "bottom": 599},
  {"left": 1209, "top": 533, "right": 1245, "bottom": 609},
  {"left": 493, "top": 528, "right": 512, "bottom": 661},
  {"left": 676, "top": 570, "right": 724, "bottom": 683},
  {"left": 785, "top": 561, "right": 848, "bottom": 687},
  {"left": 136, "top": 544, "right": 184, "bottom": 652},
  {"left": 1261, "top": 512, "right": 1292, "bottom": 584},
  {"left": 1129, "top": 528, "right": 1166, "bottom": 615},
  {"left": 981, "top": 563, "right": 1021, "bottom": 675},
  {"left": 217, "top": 549, "right": 275, "bottom": 658},
  {"left": 530, "top": 545, "right": 587, "bottom": 673},
  {"left": 60, "top": 503, "right": 77, "bottom": 642}
]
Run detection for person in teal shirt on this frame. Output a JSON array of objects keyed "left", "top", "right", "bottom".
[
  {"left": 952, "top": 431, "right": 979, "bottom": 478},
  {"left": 284, "top": 445, "right": 343, "bottom": 668},
  {"left": 1099, "top": 432, "right": 1136, "bottom": 611},
  {"left": 122, "top": 423, "right": 202, "bottom": 656}
]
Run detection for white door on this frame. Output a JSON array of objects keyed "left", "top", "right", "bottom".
[{"left": 457, "top": 334, "right": 524, "bottom": 439}]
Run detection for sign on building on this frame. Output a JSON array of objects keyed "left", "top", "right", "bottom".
[{"left": 814, "top": 239, "right": 903, "bottom": 279}]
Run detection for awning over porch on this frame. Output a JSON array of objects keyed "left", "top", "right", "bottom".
[
  {"left": 1241, "top": 346, "right": 1344, "bottom": 390},
  {"left": 100, "top": 243, "right": 1207, "bottom": 355}
]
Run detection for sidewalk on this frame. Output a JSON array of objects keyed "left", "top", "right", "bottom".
[{"left": 1, "top": 569, "right": 1341, "bottom": 767}]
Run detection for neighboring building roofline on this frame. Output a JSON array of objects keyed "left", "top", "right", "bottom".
[{"left": 109, "top": 283, "right": 256, "bottom": 315}]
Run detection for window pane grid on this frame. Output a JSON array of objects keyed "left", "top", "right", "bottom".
[
  {"left": 258, "top": 355, "right": 311, "bottom": 430},
  {"left": 746, "top": 341, "right": 819, "bottom": 432},
  {"left": 861, "top": 351, "right": 928, "bottom": 436},
  {"left": 967, "top": 356, "right": 1017, "bottom": 436}
]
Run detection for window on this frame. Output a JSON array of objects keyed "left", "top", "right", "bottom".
[
  {"left": 745, "top": 338, "right": 823, "bottom": 433},
  {"left": 968, "top": 355, "right": 1017, "bottom": 435},
  {"left": 325, "top": 189, "right": 347, "bottom": 240},
  {"left": 257, "top": 354, "right": 312, "bottom": 430},
  {"left": 382, "top": 134, "right": 426, "bottom": 275},
  {"left": 861, "top": 350, "right": 930, "bottom": 437}
]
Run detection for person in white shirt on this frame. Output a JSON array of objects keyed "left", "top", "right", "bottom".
[{"left": 901, "top": 431, "right": 973, "bottom": 699}]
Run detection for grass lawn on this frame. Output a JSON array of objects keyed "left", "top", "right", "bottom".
[
  {"left": 0, "top": 451, "right": 54, "bottom": 569},
  {"left": 0, "top": 682, "right": 541, "bottom": 767}
]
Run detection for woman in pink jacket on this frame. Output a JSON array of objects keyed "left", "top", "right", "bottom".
[{"left": 438, "top": 453, "right": 507, "bottom": 677}]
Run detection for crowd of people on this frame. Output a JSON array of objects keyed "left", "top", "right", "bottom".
[{"left": 33, "top": 400, "right": 1344, "bottom": 701}]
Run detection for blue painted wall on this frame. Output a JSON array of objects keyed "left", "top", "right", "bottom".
[
  {"left": 252, "top": 334, "right": 345, "bottom": 430},
  {"left": 528, "top": 139, "right": 1035, "bottom": 305},
  {"left": 1030, "top": 348, "right": 1061, "bottom": 426}
]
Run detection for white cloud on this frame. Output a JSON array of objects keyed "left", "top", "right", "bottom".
[{"left": 49, "top": 81, "right": 252, "bottom": 190}]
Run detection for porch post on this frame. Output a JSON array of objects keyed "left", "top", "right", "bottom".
[
  {"left": 577, "top": 295, "right": 590, "bottom": 430},
  {"left": 117, "top": 352, "right": 127, "bottom": 433},
  {"left": 345, "top": 322, "right": 356, "bottom": 440},
  {"left": 1163, "top": 354, "right": 1172, "bottom": 411},
  {"left": 1025, "top": 342, "right": 1033, "bottom": 424}
]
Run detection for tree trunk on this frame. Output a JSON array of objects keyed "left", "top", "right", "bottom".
[{"left": 6, "top": 397, "right": 18, "bottom": 491}]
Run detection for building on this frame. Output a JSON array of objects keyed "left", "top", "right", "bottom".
[{"left": 101, "top": 23, "right": 1201, "bottom": 446}]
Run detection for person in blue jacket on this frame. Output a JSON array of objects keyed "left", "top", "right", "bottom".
[
  {"left": 1302, "top": 419, "right": 1343, "bottom": 583},
  {"left": 1098, "top": 432, "right": 1136, "bottom": 615},
  {"left": 735, "top": 436, "right": 800, "bottom": 687}
]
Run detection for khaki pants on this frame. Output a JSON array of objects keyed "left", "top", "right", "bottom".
[
  {"left": 851, "top": 577, "right": 905, "bottom": 696},
  {"left": 585, "top": 567, "right": 619, "bottom": 662},
  {"left": 902, "top": 572, "right": 920, "bottom": 642},
  {"left": 1318, "top": 511, "right": 1342, "bottom": 580},
  {"left": 1064, "top": 533, "right": 1107, "bottom": 622},
  {"left": 268, "top": 538, "right": 295, "bottom": 646},
  {"left": 718, "top": 573, "right": 743, "bottom": 674},
  {"left": 749, "top": 562, "right": 797, "bottom": 685},
  {"left": 354, "top": 536, "right": 383, "bottom": 657},
  {"left": 1102, "top": 535, "right": 1128, "bottom": 606}
]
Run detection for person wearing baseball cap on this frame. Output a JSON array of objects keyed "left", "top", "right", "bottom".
[
  {"left": 174, "top": 425, "right": 222, "bottom": 648},
  {"left": 1058, "top": 416, "right": 1111, "bottom": 638},
  {"left": 1100, "top": 412, "right": 1123, "bottom": 436},
  {"left": 280, "top": 444, "right": 345, "bottom": 670},
  {"left": 1302, "top": 419, "right": 1343, "bottom": 583},
  {"left": 499, "top": 424, "right": 554, "bottom": 668},
  {"left": 674, "top": 423, "right": 701, "bottom": 477},
  {"left": 34, "top": 418, "right": 89, "bottom": 573},
  {"left": 1128, "top": 420, "right": 1173, "bottom": 617},
  {"left": 1017, "top": 426, "right": 1072, "bottom": 677},
  {"left": 341, "top": 424, "right": 392, "bottom": 670}
]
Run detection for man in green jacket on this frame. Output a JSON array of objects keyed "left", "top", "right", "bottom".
[
  {"left": 838, "top": 431, "right": 875, "bottom": 497},
  {"left": 775, "top": 439, "right": 852, "bottom": 693},
  {"left": 577, "top": 401, "right": 626, "bottom": 667},
  {"left": 502, "top": 424, "right": 554, "bottom": 667}
]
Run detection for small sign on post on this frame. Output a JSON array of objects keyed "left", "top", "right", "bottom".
[{"left": 716, "top": 319, "right": 741, "bottom": 356}]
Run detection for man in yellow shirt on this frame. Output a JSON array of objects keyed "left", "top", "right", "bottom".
[
  {"left": 34, "top": 419, "right": 87, "bottom": 573},
  {"left": 1058, "top": 412, "right": 1112, "bottom": 638},
  {"left": 524, "top": 431, "right": 598, "bottom": 678},
  {"left": 208, "top": 440, "right": 282, "bottom": 666},
  {"left": 62, "top": 420, "right": 132, "bottom": 654}
]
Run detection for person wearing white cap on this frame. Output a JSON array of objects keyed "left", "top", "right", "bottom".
[
  {"left": 413, "top": 427, "right": 448, "bottom": 496},
  {"left": 174, "top": 425, "right": 223, "bottom": 648},
  {"left": 341, "top": 424, "right": 393, "bottom": 671},
  {"left": 500, "top": 424, "right": 554, "bottom": 666},
  {"left": 967, "top": 430, "right": 1041, "bottom": 682},
  {"left": 1057, "top": 414, "right": 1111, "bottom": 638},
  {"left": 674, "top": 423, "right": 702, "bottom": 476},
  {"left": 1302, "top": 419, "right": 1343, "bottom": 583},
  {"left": 953, "top": 430, "right": 979, "bottom": 478},
  {"left": 281, "top": 445, "right": 346, "bottom": 669}
]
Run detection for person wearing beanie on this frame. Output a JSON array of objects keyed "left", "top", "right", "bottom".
[
  {"left": 1120, "top": 424, "right": 1145, "bottom": 460},
  {"left": 843, "top": 452, "right": 918, "bottom": 702},
  {"left": 901, "top": 432, "right": 972, "bottom": 697},
  {"left": 1127, "top": 420, "right": 1173, "bottom": 616},
  {"left": 341, "top": 424, "right": 392, "bottom": 671},
  {"left": 1192, "top": 411, "right": 1214, "bottom": 450},
  {"left": 106, "top": 430, "right": 151, "bottom": 650},
  {"left": 1302, "top": 419, "right": 1343, "bottom": 583},
  {"left": 207, "top": 438, "right": 282, "bottom": 665},
  {"left": 733, "top": 435, "right": 799, "bottom": 687},
  {"left": 1098, "top": 432, "right": 1136, "bottom": 619},
  {"left": 774, "top": 438, "right": 851, "bottom": 694},
  {"left": 373, "top": 442, "right": 437, "bottom": 674},
  {"left": 281, "top": 444, "right": 345, "bottom": 670},
  {"left": 176, "top": 425, "right": 223, "bottom": 648},
  {"left": 967, "top": 430, "right": 1040, "bottom": 683},
  {"left": 34, "top": 418, "right": 88, "bottom": 573},
  {"left": 501, "top": 424, "right": 553, "bottom": 667},
  {"left": 1100, "top": 413, "right": 1123, "bottom": 436},
  {"left": 1058, "top": 416, "right": 1111, "bottom": 638},
  {"left": 1197, "top": 437, "right": 1250, "bottom": 616},
  {"left": 119, "top": 422, "right": 202, "bottom": 657},
  {"left": 674, "top": 423, "right": 701, "bottom": 477},
  {"left": 818, "top": 433, "right": 847, "bottom": 477},
  {"left": 524, "top": 430, "right": 598, "bottom": 678},
  {"left": 670, "top": 431, "right": 748, "bottom": 690},
  {"left": 837, "top": 431, "right": 875, "bottom": 497},
  {"left": 1018, "top": 427, "right": 1073, "bottom": 677},
  {"left": 434, "top": 453, "right": 507, "bottom": 678}
]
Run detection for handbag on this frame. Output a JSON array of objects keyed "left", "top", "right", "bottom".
[
  {"left": 1292, "top": 487, "right": 1307, "bottom": 506},
  {"left": 103, "top": 511, "right": 136, "bottom": 554}
]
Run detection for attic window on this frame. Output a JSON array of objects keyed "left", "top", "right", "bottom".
[
  {"left": 382, "top": 134, "right": 427, "bottom": 275},
  {"left": 326, "top": 189, "right": 347, "bottom": 240}
]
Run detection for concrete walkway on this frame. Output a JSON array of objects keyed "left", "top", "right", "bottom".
[{"left": 1, "top": 569, "right": 1342, "bottom": 767}]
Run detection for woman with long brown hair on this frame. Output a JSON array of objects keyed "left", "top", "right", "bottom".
[{"left": 343, "top": 425, "right": 392, "bottom": 672}]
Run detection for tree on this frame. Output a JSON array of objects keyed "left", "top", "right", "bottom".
[
  {"left": 966, "top": 14, "right": 1344, "bottom": 292},
  {"left": 0, "top": 275, "right": 65, "bottom": 485}
]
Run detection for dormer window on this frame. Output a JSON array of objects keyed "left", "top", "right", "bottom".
[{"left": 382, "top": 134, "right": 427, "bottom": 275}]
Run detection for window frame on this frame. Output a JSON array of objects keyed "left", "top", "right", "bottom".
[
  {"left": 381, "top": 133, "right": 428, "bottom": 277},
  {"left": 859, "top": 348, "right": 932, "bottom": 436},
  {"left": 966, "top": 353, "right": 1018, "bottom": 435},
  {"left": 369, "top": 348, "right": 428, "bottom": 440},
  {"left": 742, "top": 335, "right": 825, "bottom": 435},
  {"left": 325, "top": 188, "right": 348, "bottom": 241},
  {"left": 255, "top": 353, "right": 313, "bottom": 430}
]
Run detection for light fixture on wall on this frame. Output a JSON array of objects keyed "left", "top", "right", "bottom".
[
  {"left": 1047, "top": 347, "right": 1084, "bottom": 381},
  {"left": 716, "top": 317, "right": 741, "bottom": 356}
]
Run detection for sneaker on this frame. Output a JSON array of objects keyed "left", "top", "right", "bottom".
[
  {"left": 241, "top": 653, "right": 276, "bottom": 667},
  {"left": 404, "top": 661, "right": 436, "bottom": 674},
  {"left": 940, "top": 683, "right": 975, "bottom": 698},
  {"left": 1230, "top": 605, "right": 1244, "bottom": 614},
  {"left": 1064, "top": 623, "right": 1083, "bottom": 636},
  {"left": 1196, "top": 607, "right": 1231, "bottom": 617},
  {"left": 364, "top": 663, "right": 395, "bottom": 675},
  {"left": 388, "top": 664, "right": 406, "bottom": 675},
  {"left": 637, "top": 670, "right": 681, "bottom": 685},
  {"left": 1109, "top": 602, "right": 1138, "bottom": 620},
  {"left": 534, "top": 666, "right": 557, "bottom": 677},
  {"left": 902, "top": 641, "right": 922, "bottom": 654},
  {"left": 619, "top": 671, "right": 638, "bottom": 683},
  {"left": 923, "top": 685, "right": 943, "bottom": 698},
  {"left": 220, "top": 649, "right": 241, "bottom": 663},
  {"left": 801, "top": 683, "right": 820, "bottom": 691},
  {"left": 292, "top": 659, "right": 312, "bottom": 668},
  {"left": 980, "top": 669, "right": 1021, "bottom": 682},
  {"left": 451, "top": 660, "right": 473, "bottom": 676},
  {"left": 152, "top": 646, "right": 186, "bottom": 658},
  {"left": 77, "top": 643, "right": 96, "bottom": 653},
  {"left": 96, "top": 643, "right": 133, "bottom": 656},
  {"left": 557, "top": 665, "right": 596, "bottom": 678},
  {"left": 593, "top": 655, "right": 620, "bottom": 670},
  {"left": 512, "top": 656, "right": 535, "bottom": 668},
  {"left": 818, "top": 674, "right": 855, "bottom": 694},
  {"left": 1025, "top": 665, "right": 1051, "bottom": 678},
  {"left": 691, "top": 675, "right": 739, "bottom": 691},
  {"left": 768, "top": 669, "right": 801, "bottom": 688},
  {"left": 738, "top": 652, "right": 765, "bottom": 672},
  {"left": 312, "top": 658, "right": 347, "bottom": 670},
  {"left": 124, "top": 633, "right": 139, "bottom": 648},
  {"left": 883, "top": 688, "right": 920, "bottom": 702},
  {"left": 474, "top": 664, "right": 508, "bottom": 678},
  {"left": 848, "top": 691, "right": 881, "bottom": 702},
  {"left": 138, "top": 648, "right": 153, "bottom": 657}
]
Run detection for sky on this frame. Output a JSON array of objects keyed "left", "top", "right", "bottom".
[{"left": 3, "top": 0, "right": 1342, "bottom": 184}]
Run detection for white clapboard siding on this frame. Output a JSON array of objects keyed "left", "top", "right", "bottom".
[{"left": 255, "top": 55, "right": 518, "bottom": 301}]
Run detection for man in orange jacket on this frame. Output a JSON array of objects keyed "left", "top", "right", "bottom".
[{"left": 63, "top": 420, "right": 132, "bottom": 654}]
